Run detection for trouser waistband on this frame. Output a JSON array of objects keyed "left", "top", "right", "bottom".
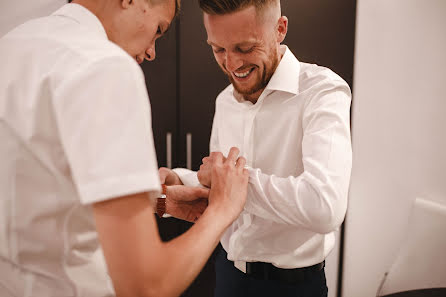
[{"left": 222, "top": 251, "right": 325, "bottom": 284}]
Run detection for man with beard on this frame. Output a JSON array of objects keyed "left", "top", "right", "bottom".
[{"left": 159, "top": 0, "right": 352, "bottom": 296}]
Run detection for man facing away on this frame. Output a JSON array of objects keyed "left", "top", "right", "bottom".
[
  {"left": 0, "top": 0, "right": 249, "bottom": 296},
  {"left": 159, "top": 0, "right": 353, "bottom": 296}
]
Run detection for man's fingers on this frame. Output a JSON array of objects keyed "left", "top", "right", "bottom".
[
  {"left": 210, "top": 151, "right": 224, "bottom": 164},
  {"left": 194, "top": 187, "right": 210, "bottom": 199},
  {"left": 236, "top": 156, "right": 246, "bottom": 169},
  {"left": 159, "top": 175, "right": 166, "bottom": 184},
  {"left": 169, "top": 185, "right": 210, "bottom": 202},
  {"left": 158, "top": 167, "right": 168, "bottom": 183},
  {"left": 226, "top": 147, "right": 240, "bottom": 164},
  {"left": 209, "top": 152, "right": 220, "bottom": 159}
]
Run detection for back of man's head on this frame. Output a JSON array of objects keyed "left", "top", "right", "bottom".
[{"left": 198, "top": 0, "right": 279, "bottom": 15}]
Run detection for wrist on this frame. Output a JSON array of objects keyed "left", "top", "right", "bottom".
[
  {"left": 168, "top": 169, "right": 184, "bottom": 185},
  {"left": 204, "top": 204, "right": 235, "bottom": 229},
  {"left": 168, "top": 175, "right": 183, "bottom": 186}
]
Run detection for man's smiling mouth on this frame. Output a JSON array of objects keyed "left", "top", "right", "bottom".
[{"left": 233, "top": 67, "right": 255, "bottom": 78}]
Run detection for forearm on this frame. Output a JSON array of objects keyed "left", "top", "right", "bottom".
[
  {"left": 153, "top": 207, "right": 229, "bottom": 297},
  {"left": 244, "top": 167, "right": 350, "bottom": 234},
  {"left": 96, "top": 150, "right": 246, "bottom": 297},
  {"left": 94, "top": 195, "right": 229, "bottom": 297}
]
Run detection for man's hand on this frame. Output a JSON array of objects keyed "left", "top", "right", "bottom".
[
  {"left": 197, "top": 157, "right": 212, "bottom": 187},
  {"left": 198, "top": 154, "right": 227, "bottom": 187},
  {"left": 159, "top": 167, "right": 183, "bottom": 185},
  {"left": 166, "top": 185, "right": 209, "bottom": 222},
  {"left": 207, "top": 147, "right": 249, "bottom": 224}
]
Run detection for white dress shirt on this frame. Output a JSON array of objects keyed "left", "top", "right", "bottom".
[
  {"left": 174, "top": 46, "right": 352, "bottom": 269},
  {"left": 0, "top": 4, "right": 160, "bottom": 296}
]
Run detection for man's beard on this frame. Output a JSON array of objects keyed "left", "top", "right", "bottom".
[{"left": 222, "top": 47, "right": 280, "bottom": 97}]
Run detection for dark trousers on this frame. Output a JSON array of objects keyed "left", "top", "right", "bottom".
[{"left": 214, "top": 249, "right": 328, "bottom": 297}]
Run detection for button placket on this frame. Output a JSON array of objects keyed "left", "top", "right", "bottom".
[{"left": 243, "top": 111, "right": 256, "bottom": 166}]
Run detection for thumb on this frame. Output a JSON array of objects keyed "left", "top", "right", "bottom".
[
  {"left": 194, "top": 187, "right": 210, "bottom": 199},
  {"left": 159, "top": 173, "right": 167, "bottom": 184},
  {"left": 158, "top": 168, "right": 169, "bottom": 184},
  {"left": 181, "top": 186, "right": 210, "bottom": 201}
]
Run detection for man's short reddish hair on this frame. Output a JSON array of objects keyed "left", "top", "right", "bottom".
[{"left": 198, "top": 0, "right": 278, "bottom": 15}]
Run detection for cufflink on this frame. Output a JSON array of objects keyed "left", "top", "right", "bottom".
[{"left": 156, "top": 184, "right": 167, "bottom": 218}]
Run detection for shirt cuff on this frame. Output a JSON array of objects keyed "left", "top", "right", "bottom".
[{"left": 172, "top": 168, "right": 201, "bottom": 187}]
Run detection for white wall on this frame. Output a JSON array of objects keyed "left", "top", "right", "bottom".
[
  {"left": 343, "top": 0, "right": 446, "bottom": 296},
  {"left": 0, "top": 0, "right": 66, "bottom": 37}
]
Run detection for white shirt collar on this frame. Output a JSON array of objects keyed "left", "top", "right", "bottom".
[
  {"left": 52, "top": 3, "right": 108, "bottom": 40},
  {"left": 264, "top": 45, "right": 301, "bottom": 95}
]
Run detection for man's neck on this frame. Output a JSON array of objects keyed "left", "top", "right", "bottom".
[
  {"left": 72, "top": 0, "right": 100, "bottom": 15},
  {"left": 242, "top": 89, "right": 263, "bottom": 104},
  {"left": 72, "top": 0, "right": 113, "bottom": 39}
]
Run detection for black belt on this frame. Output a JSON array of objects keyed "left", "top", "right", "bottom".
[{"left": 237, "top": 260, "right": 325, "bottom": 284}]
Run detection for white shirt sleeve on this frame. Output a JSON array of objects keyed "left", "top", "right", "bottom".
[
  {"left": 172, "top": 168, "right": 200, "bottom": 187},
  {"left": 53, "top": 56, "right": 161, "bottom": 205},
  {"left": 244, "top": 86, "right": 352, "bottom": 234}
]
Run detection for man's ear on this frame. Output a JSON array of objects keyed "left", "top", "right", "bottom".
[
  {"left": 121, "top": 0, "right": 133, "bottom": 9},
  {"left": 277, "top": 16, "right": 288, "bottom": 43}
]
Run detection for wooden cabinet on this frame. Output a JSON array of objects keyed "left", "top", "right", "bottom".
[
  {"left": 142, "top": 1, "right": 227, "bottom": 172},
  {"left": 142, "top": 2, "right": 226, "bottom": 295}
]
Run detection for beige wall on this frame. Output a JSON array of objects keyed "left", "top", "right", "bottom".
[
  {"left": 0, "top": 0, "right": 65, "bottom": 37},
  {"left": 343, "top": 0, "right": 446, "bottom": 296},
  {"left": 325, "top": 231, "right": 341, "bottom": 297}
]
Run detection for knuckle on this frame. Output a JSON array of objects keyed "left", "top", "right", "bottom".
[{"left": 223, "top": 162, "right": 232, "bottom": 170}]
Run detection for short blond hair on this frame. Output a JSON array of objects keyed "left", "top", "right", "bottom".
[
  {"left": 149, "top": 0, "right": 181, "bottom": 16},
  {"left": 198, "top": 0, "right": 277, "bottom": 15}
]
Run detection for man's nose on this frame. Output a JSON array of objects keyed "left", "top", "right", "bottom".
[
  {"left": 145, "top": 45, "right": 156, "bottom": 61},
  {"left": 225, "top": 52, "right": 243, "bottom": 73}
]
